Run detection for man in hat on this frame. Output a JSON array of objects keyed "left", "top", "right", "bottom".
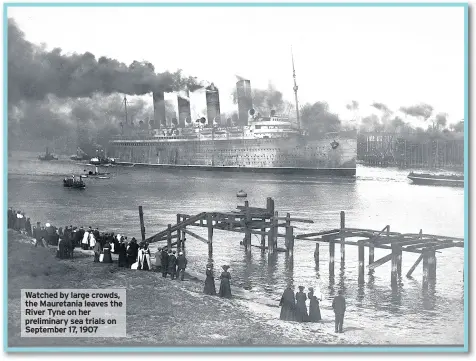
[
  {"left": 161, "top": 248, "right": 169, "bottom": 277},
  {"left": 332, "top": 290, "right": 346, "bottom": 333},
  {"left": 168, "top": 250, "right": 177, "bottom": 280},
  {"left": 176, "top": 251, "right": 188, "bottom": 281}
]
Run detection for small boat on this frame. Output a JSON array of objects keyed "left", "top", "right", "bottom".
[
  {"left": 407, "top": 172, "right": 464, "bottom": 187},
  {"left": 38, "top": 147, "right": 58, "bottom": 161},
  {"left": 236, "top": 190, "right": 248, "bottom": 198},
  {"left": 81, "top": 166, "right": 110, "bottom": 178},
  {"left": 63, "top": 176, "right": 86, "bottom": 189}
]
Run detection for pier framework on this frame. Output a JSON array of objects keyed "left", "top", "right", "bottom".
[{"left": 140, "top": 197, "right": 464, "bottom": 289}]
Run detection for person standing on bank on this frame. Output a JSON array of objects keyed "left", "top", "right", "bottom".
[
  {"left": 161, "top": 248, "right": 169, "bottom": 277},
  {"left": 204, "top": 263, "right": 217, "bottom": 295},
  {"left": 332, "top": 290, "right": 346, "bottom": 333},
  {"left": 307, "top": 287, "right": 322, "bottom": 322},
  {"left": 279, "top": 284, "right": 296, "bottom": 321},
  {"left": 218, "top": 265, "right": 232, "bottom": 298},
  {"left": 176, "top": 251, "right": 188, "bottom": 281},
  {"left": 168, "top": 250, "right": 177, "bottom": 280},
  {"left": 295, "top": 286, "right": 309, "bottom": 322}
]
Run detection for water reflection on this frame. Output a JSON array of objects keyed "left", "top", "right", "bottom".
[
  {"left": 242, "top": 252, "right": 252, "bottom": 290},
  {"left": 284, "top": 252, "right": 294, "bottom": 288}
]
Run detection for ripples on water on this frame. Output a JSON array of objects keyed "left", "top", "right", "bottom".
[{"left": 7, "top": 151, "right": 465, "bottom": 344}]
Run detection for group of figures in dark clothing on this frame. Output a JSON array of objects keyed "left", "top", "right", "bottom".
[
  {"left": 203, "top": 264, "right": 232, "bottom": 298},
  {"left": 280, "top": 285, "right": 347, "bottom": 333},
  {"left": 280, "top": 285, "right": 322, "bottom": 323},
  {"left": 155, "top": 249, "right": 188, "bottom": 280}
]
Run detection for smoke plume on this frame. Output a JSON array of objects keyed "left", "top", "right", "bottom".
[
  {"left": 399, "top": 103, "right": 434, "bottom": 120},
  {"left": 371, "top": 102, "right": 391, "bottom": 114},
  {"left": 8, "top": 18, "right": 202, "bottom": 107}
]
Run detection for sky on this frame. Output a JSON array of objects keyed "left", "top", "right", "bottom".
[{"left": 8, "top": 5, "right": 465, "bottom": 126}]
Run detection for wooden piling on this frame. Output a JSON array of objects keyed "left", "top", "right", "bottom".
[
  {"left": 244, "top": 201, "right": 251, "bottom": 252},
  {"left": 273, "top": 211, "right": 279, "bottom": 249},
  {"left": 207, "top": 213, "right": 213, "bottom": 258},
  {"left": 167, "top": 224, "right": 172, "bottom": 251},
  {"left": 422, "top": 250, "right": 429, "bottom": 288},
  {"left": 368, "top": 245, "right": 375, "bottom": 266},
  {"left": 329, "top": 241, "right": 335, "bottom": 277},
  {"left": 358, "top": 241, "right": 365, "bottom": 284},
  {"left": 428, "top": 249, "right": 436, "bottom": 280},
  {"left": 176, "top": 214, "right": 181, "bottom": 251},
  {"left": 340, "top": 211, "right": 345, "bottom": 266},
  {"left": 260, "top": 217, "right": 266, "bottom": 250},
  {"left": 314, "top": 243, "right": 319, "bottom": 269},
  {"left": 138, "top": 206, "right": 146, "bottom": 242},
  {"left": 285, "top": 220, "right": 294, "bottom": 256},
  {"left": 391, "top": 243, "right": 399, "bottom": 287},
  {"left": 285, "top": 213, "right": 291, "bottom": 250}
]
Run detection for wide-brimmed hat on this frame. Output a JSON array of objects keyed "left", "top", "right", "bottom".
[
  {"left": 222, "top": 265, "right": 230, "bottom": 270},
  {"left": 308, "top": 287, "right": 314, "bottom": 292},
  {"left": 298, "top": 286, "right": 305, "bottom": 290},
  {"left": 45, "top": 223, "right": 51, "bottom": 227}
]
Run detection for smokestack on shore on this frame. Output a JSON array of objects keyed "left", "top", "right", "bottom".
[
  {"left": 177, "top": 90, "right": 191, "bottom": 128},
  {"left": 236, "top": 78, "right": 252, "bottom": 125},
  {"left": 152, "top": 92, "right": 166, "bottom": 129},
  {"left": 206, "top": 83, "right": 221, "bottom": 126}
]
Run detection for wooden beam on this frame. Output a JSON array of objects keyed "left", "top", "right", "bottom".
[
  {"left": 406, "top": 254, "right": 423, "bottom": 278},
  {"left": 207, "top": 213, "right": 213, "bottom": 257},
  {"left": 276, "top": 217, "right": 314, "bottom": 223},
  {"left": 295, "top": 229, "right": 340, "bottom": 239},
  {"left": 145, "top": 212, "right": 207, "bottom": 242},
  {"left": 405, "top": 239, "right": 456, "bottom": 251},
  {"left": 182, "top": 228, "right": 208, "bottom": 244},
  {"left": 138, "top": 206, "right": 146, "bottom": 242},
  {"left": 367, "top": 253, "right": 392, "bottom": 270}
]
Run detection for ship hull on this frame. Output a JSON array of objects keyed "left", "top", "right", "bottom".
[{"left": 109, "top": 133, "right": 357, "bottom": 177}]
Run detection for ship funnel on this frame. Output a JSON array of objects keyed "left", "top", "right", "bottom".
[
  {"left": 177, "top": 90, "right": 191, "bottom": 128},
  {"left": 152, "top": 92, "right": 166, "bottom": 130},
  {"left": 236, "top": 79, "right": 252, "bottom": 125},
  {"left": 206, "top": 83, "right": 221, "bottom": 126}
]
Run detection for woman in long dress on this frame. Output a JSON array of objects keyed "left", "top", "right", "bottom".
[
  {"left": 203, "top": 264, "right": 217, "bottom": 295},
  {"left": 295, "top": 286, "right": 309, "bottom": 322},
  {"left": 307, "top": 287, "right": 322, "bottom": 322},
  {"left": 279, "top": 285, "right": 296, "bottom": 321},
  {"left": 117, "top": 241, "right": 128, "bottom": 267},
  {"left": 139, "top": 243, "right": 151, "bottom": 271},
  {"left": 102, "top": 241, "right": 113, "bottom": 263},
  {"left": 218, "top": 265, "right": 232, "bottom": 298}
]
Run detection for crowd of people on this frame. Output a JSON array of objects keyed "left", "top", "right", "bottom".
[
  {"left": 9, "top": 207, "right": 347, "bottom": 329},
  {"left": 8, "top": 208, "right": 234, "bottom": 299}
]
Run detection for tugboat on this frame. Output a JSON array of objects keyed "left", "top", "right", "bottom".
[
  {"left": 80, "top": 166, "right": 111, "bottom": 179},
  {"left": 38, "top": 147, "right": 58, "bottom": 161},
  {"left": 407, "top": 171, "right": 464, "bottom": 187},
  {"left": 63, "top": 175, "right": 86, "bottom": 189},
  {"left": 70, "top": 147, "right": 90, "bottom": 161}
]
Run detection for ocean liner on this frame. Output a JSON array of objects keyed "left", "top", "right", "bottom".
[{"left": 108, "top": 58, "right": 357, "bottom": 176}]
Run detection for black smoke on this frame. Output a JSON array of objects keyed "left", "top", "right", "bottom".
[
  {"left": 7, "top": 18, "right": 203, "bottom": 152},
  {"left": 8, "top": 18, "right": 201, "bottom": 107}
]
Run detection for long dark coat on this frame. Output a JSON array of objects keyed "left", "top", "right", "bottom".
[
  {"left": 295, "top": 291, "right": 309, "bottom": 322},
  {"left": 279, "top": 288, "right": 296, "bottom": 321},
  {"left": 218, "top": 271, "right": 232, "bottom": 298},
  {"left": 126, "top": 242, "right": 139, "bottom": 266},
  {"left": 117, "top": 243, "right": 128, "bottom": 267},
  {"left": 204, "top": 268, "right": 217, "bottom": 295},
  {"left": 168, "top": 254, "right": 177, "bottom": 273},
  {"left": 102, "top": 242, "right": 113, "bottom": 263},
  {"left": 308, "top": 292, "right": 322, "bottom": 322},
  {"left": 93, "top": 241, "right": 102, "bottom": 262}
]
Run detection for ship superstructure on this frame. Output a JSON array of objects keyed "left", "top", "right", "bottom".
[{"left": 108, "top": 57, "right": 357, "bottom": 176}]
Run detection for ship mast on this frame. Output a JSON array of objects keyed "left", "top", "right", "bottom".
[
  {"left": 123, "top": 95, "right": 128, "bottom": 125},
  {"left": 291, "top": 46, "right": 300, "bottom": 129}
]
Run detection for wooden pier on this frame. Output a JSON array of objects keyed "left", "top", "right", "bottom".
[{"left": 140, "top": 197, "right": 464, "bottom": 289}]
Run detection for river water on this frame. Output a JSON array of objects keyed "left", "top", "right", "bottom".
[{"left": 7, "top": 151, "right": 465, "bottom": 345}]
